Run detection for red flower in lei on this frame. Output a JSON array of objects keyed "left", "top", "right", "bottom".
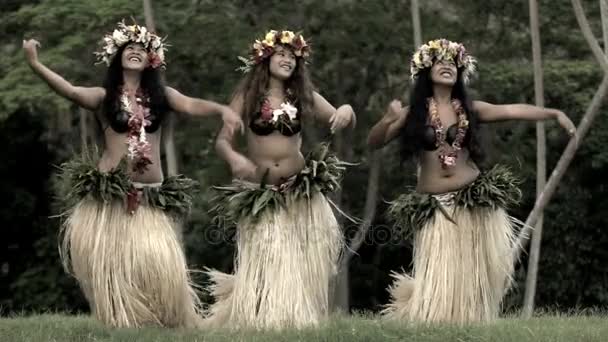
[
  {"left": 260, "top": 98, "right": 273, "bottom": 121},
  {"left": 258, "top": 90, "right": 297, "bottom": 124},
  {"left": 427, "top": 97, "right": 469, "bottom": 169}
]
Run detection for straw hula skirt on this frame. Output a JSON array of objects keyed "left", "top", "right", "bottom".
[
  {"left": 205, "top": 144, "right": 348, "bottom": 329},
  {"left": 57, "top": 158, "right": 202, "bottom": 328},
  {"left": 384, "top": 165, "right": 523, "bottom": 324}
]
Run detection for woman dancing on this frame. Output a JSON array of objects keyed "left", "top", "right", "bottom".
[
  {"left": 368, "top": 39, "right": 575, "bottom": 324},
  {"left": 23, "top": 20, "right": 242, "bottom": 328},
  {"left": 205, "top": 29, "right": 355, "bottom": 329}
]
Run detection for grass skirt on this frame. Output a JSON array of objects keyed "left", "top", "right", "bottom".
[
  {"left": 58, "top": 157, "right": 202, "bottom": 328},
  {"left": 205, "top": 143, "right": 348, "bottom": 329},
  {"left": 384, "top": 165, "right": 523, "bottom": 324}
]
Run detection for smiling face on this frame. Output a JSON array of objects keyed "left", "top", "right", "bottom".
[
  {"left": 268, "top": 45, "right": 296, "bottom": 81},
  {"left": 430, "top": 59, "right": 457, "bottom": 86},
  {"left": 121, "top": 43, "right": 149, "bottom": 71}
]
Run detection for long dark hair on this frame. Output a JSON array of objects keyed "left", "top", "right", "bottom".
[
  {"left": 233, "top": 46, "right": 315, "bottom": 119},
  {"left": 400, "top": 67, "right": 485, "bottom": 165},
  {"left": 101, "top": 44, "right": 170, "bottom": 126}
]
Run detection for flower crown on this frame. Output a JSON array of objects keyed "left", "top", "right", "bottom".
[
  {"left": 238, "top": 29, "right": 311, "bottom": 73},
  {"left": 94, "top": 19, "right": 167, "bottom": 69},
  {"left": 410, "top": 39, "right": 477, "bottom": 83}
]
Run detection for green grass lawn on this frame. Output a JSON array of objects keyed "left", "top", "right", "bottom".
[{"left": 1, "top": 313, "right": 607, "bottom": 342}]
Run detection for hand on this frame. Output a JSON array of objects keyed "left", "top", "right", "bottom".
[
  {"left": 230, "top": 154, "right": 257, "bottom": 180},
  {"left": 220, "top": 106, "right": 244, "bottom": 136},
  {"left": 385, "top": 100, "right": 404, "bottom": 122},
  {"left": 329, "top": 105, "right": 355, "bottom": 133},
  {"left": 554, "top": 110, "right": 576, "bottom": 137},
  {"left": 23, "top": 39, "right": 41, "bottom": 64}
]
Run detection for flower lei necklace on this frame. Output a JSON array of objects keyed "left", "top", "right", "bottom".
[
  {"left": 120, "top": 87, "right": 153, "bottom": 174},
  {"left": 259, "top": 89, "right": 298, "bottom": 124},
  {"left": 427, "top": 97, "right": 469, "bottom": 168}
]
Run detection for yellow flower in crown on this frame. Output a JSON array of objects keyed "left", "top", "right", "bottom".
[
  {"left": 237, "top": 29, "right": 312, "bottom": 73},
  {"left": 280, "top": 31, "right": 296, "bottom": 44},
  {"left": 264, "top": 30, "right": 278, "bottom": 47},
  {"left": 428, "top": 39, "right": 441, "bottom": 50}
]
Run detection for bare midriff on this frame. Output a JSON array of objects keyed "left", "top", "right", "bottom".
[
  {"left": 416, "top": 147, "right": 480, "bottom": 194},
  {"left": 245, "top": 130, "right": 305, "bottom": 185}
]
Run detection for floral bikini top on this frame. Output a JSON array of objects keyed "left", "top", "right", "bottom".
[{"left": 249, "top": 97, "right": 302, "bottom": 137}]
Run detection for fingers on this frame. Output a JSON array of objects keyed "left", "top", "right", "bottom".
[
  {"left": 226, "top": 123, "right": 236, "bottom": 137},
  {"left": 390, "top": 99, "right": 402, "bottom": 110},
  {"left": 567, "top": 124, "right": 576, "bottom": 136},
  {"left": 22, "top": 39, "right": 41, "bottom": 49},
  {"left": 232, "top": 117, "right": 245, "bottom": 135},
  {"left": 329, "top": 113, "right": 337, "bottom": 132},
  {"left": 330, "top": 113, "right": 349, "bottom": 133}
]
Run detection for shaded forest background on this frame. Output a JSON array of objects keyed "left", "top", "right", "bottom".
[{"left": 1, "top": 0, "right": 607, "bottom": 315}]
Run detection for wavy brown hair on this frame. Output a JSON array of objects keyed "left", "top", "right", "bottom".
[{"left": 233, "top": 46, "right": 315, "bottom": 120}]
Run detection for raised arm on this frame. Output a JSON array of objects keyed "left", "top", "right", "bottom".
[
  {"left": 165, "top": 86, "right": 244, "bottom": 134},
  {"left": 312, "top": 91, "right": 356, "bottom": 132},
  {"left": 215, "top": 93, "right": 257, "bottom": 179},
  {"left": 367, "top": 100, "right": 408, "bottom": 149},
  {"left": 473, "top": 100, "right": 576, "bottom": 135},
  {"left": 23, "top": 39, "right": 104, "bottom": 111}
]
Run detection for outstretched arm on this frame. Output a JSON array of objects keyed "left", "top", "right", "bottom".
[
  {"left": 23, "top": 39, "right": 104, "bottom": 111},
  {"left": 165, "top": 86, "right": 244, "bottom": 135},
  {"left": 367, "top": 100, "right": 408, "bottom": 149},
  {"left": 312, "top": 91, "right": 356, "bottom": 133},
  {"left": 473, "top": 100, "right": 576, "bottom": 135}
]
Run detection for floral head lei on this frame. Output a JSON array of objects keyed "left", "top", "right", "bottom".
[
  {"left": 94, "top": 19, "right": 168, "bottom": 69},
  {"left": 410, "top": 39, "right": 476, "bottom": 83},
  {"left": 237, "top": 29, "right": 311, "bottom": 73}
]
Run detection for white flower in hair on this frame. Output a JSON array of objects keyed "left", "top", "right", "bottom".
[
  {"left": 136, "top": 26, "right": 148, "bottom": 43},
  {"left": 151, "top": 37, "right": 161, "bottom": 49},
  {"left": 105, "top": 44, "right": 117, "bottom": 55},
  {"left": 112, "top": 29, "right": 129, "bottom": 46}
]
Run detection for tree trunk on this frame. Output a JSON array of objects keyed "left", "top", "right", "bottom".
[
  {"left": 143, "top": 0, "right": 178, "bottom": 176},
  {"left": 515, "top": 0, "right": 608, "bottom": 263},
  {"left": 522, "top": 0, "right": 546, "bottom": 318},
  {"left": 411, "top": 0, "right": 422, "bottom": 47}
]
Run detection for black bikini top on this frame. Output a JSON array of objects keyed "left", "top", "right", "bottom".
[
  {"left": 421, "top": 124, "right": 460, "bottom": 151},
  {"left": 249, "top": 99, "right": 302, "bottom": 137},
  {"left": 104, "top": 88, "right": 163, "bottom": 134}
]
